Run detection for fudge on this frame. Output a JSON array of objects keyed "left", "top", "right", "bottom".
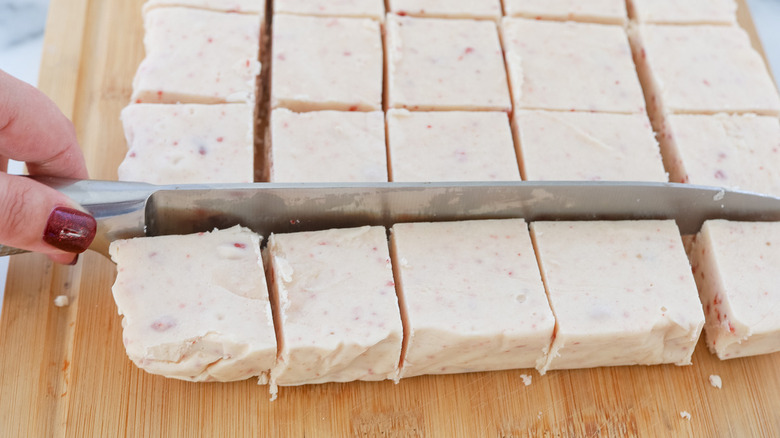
[
  {"left": 690, "top": 220, "right": 780, "bottom": 359},
  {"left": 627, "top": 0, "right": 737, "bottom": 25},
  {"left": 531, "top": 221, "right": 705, "bottom": 374},
  {"left": 143, "top": 0, "right": 265, "bottom": 15},
  {"left": 386, "top": 109, "right": 520, "bottom": 182},
  {"left": 387, "top": 0, "right": 502, "bottom": 21},
  {"left": 274, "top": 0, "right": 384, "bottom": 21},
  {"left": 269, "top": 109, "right": 387, "bottom": 182},
  {"left": 390, "top": 219, "right": 555, "bottom": 378},
  {"left": 109, "top": 226, "right": 276, "bottom": 383},
  {"left": 503, "top": 0, "right": 627, "bottom": 25},
  {"left": 132, "top": 7, "right": 261, "bottom": 104},
  {"left": 502, "top": 18, "right": 645, "bottom": 114},
  {"left": 271, "top": 15, "right": 382, "bottom": 111},
  {"left": 119, "top": 103, "right": 254, "bottom": 184},
  {"left": 385, "top": 14, "right": 511, "bottom": 111},
  {"left": 513, "top": 110, "right": 667, "bottom": 182},
  {"left": 265, "top": 226, "right": 404, "bottom": 388}
]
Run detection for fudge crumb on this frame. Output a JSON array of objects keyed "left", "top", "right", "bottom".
[
  {"left": 54, "top": 295, "right": 69, "bottom": 307},
  {"left": 680, "top": 411, "right": 691, "bottom": 420},
  {"left": 520, "top": 374, "right": 532, "bottom": 386},
  {"left": 709, "top": 374, "right": 722, "bottom": 389}
]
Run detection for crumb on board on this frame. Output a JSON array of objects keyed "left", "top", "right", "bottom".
[
  {"left": 709, "top": 374, "right": 723, "bottom": 389},
  {"left": 680, "top": 411, "right": 692, "bottom": 420},
  {"left": 53, "top": 295, "right": 69, "bottom": 307},
  {"left": 520, "top": 374, "right": 532, "bottom": 386}
]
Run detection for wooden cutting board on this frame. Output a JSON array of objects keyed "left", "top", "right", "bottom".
[{"left": 1, "top": 1, "right": 778, "bottom": 436}]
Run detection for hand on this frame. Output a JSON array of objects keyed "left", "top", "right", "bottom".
[{"left": 0, "top": 70, "right": 95, "bottom": 264}]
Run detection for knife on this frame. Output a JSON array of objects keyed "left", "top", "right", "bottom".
[{"left": 1, "top": 177, "right": 779, "bottom": 258}]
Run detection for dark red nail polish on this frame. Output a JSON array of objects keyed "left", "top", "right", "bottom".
[
  {"left": 43, "top": 207, "right": 97, "bottom": 253},
  {"left": 68, "top": 254, "right": 80, "bottom": 266}
]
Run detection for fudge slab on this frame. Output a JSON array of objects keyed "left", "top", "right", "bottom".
[
  {"left": 274, "top": 0, "right": 384, "bottom": 20},
  {"left": 109, "top": 226, "right": 276, "bottom": 383},
  {"left": 143, "top": 0, "right": 265, "bottom": 14},
  {"left": 269, "top": 109, "right": 387, "bottom": 182},
  {"left": 690, "top": 220, "right": 780, "bottom": 359},
  {"left": 386, "top": 109, "right": 520, "bottom": 182},
  {"left": 627, "top": 0, "right": 737, "bottom": 24},
  {"left": 385, "top": 14, "right": 511, "bottom": 111},
  {"left": 660, "top": 114, "right": 780, "bottom": 197},
  {"left": 503, "top": 0, "right": 627, "bottom": 25},
  {"left": 266, "top": 226, "right": 403, "bottom": 387},
  {"left": 387, "top": 0, "right": 502, "bottom": 20},
  {"left": 390, "top": 220, "right": 555, "bottom": 378},
  {"left": 132, "top": 7, "right": 261, "bottom": 104},
  {"left": 119, "top": 103, "right": 254, "bottom": 184},
  {"left": 531, "top": 221, "right": 705, "bottom": 374},
  {"left": 271, "top": 15, "right": 382, "bottom": 111},
  {"left": 513, "top": 110, "right": 667, "bottom": 182},
  {"left": 502, "top": 18, "right": 645, "bottom": 114}
]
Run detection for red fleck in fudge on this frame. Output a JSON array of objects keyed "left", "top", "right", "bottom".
[
  {"left": 627, "top": 0, "right": 737, "bottom": 25},
  {"left": 513, "top": 110, "right": 667, "bottom": 182},
  {"left": 143, "top": 0, "right": 265, "bottom": 15},
  {"left": 385, "top": 14, "right": 511, "bottom": 111},
  {"left": 275, "top": 0, "right": 384, "bottom": 21},
  {"left": 109, "top": 226, "right": 276, "bottom": 383},
  {"left": 503, "top": 0, "right": 627, "bottom": 25},
  {"left": 390, "top": 219, "right": 555, "bottom": 378},
  {"left": 502, "top": 18, "right": 645, "bottom": 114},
  {"left": 132, "top": 7, "right": 261, "bottom": 104},
  {"left": 271, "top": 15, "right": 382, "bottom": 111},
  {"left": 386, "top": 109, "right": 520, "bottom": 182},
  {"left": 269, "top": 109, "right": 387, "bottom": 182},
  {"left": 387, "top": 0, "right": 502, "bottom": 21},
  {"left": 531, "top": 221, "right": 705, "bottom": 374},
  {"left": 690, "top": 220, "right": 780, "bottom": 359},
  {"left": 119, "top": 103, "right": 254, "bottom": 184},
  {"left": 265, "top": 226, "right": 403, "bottom": 389}
]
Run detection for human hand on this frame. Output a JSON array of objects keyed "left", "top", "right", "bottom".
[{"left": 0, "top": 70, "right": 95, "bottom": 264}]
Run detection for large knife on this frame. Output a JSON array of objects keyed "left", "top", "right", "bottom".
[{"left": 2, "top": 177, "right": 779, "bottom": 258}]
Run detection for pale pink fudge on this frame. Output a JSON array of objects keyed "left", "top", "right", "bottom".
[
  {"left": 627, "top": 0, "right": 737, "bottom": 25},
  {"left": 385, "top": 14, "right": 511, "bottom": 111},
  {"left": 628, "top": 24, "right": 780, "bottom": 126},
  {"left": 513, "top": 110, "right": 667, "bottom": 182},
  {"left": 660, "top": 114, "right": 780, "bottom": 197},
  {"left": 503, "top": 0, "right": 627, "bottom": 25},
  {"left": 119, "top": 103, "right": 254, "bottom": 184},
  {"left": 386, "top": 109, "right": 520, "bottom": 182},
  {"left": 271, "top": 15, "right": 382, "bottom": 111},
  {"left": 266, "top": 226, "right": 403, "bottom": 388},
  {"left": 531, "top": 221, "right": 705, "bottom": 374},
  {"left": 275, "top": 0, "right": 384, "bottom": 20},
  {"left": 502, "top": 18, "right": 646, "bottom": 114},
  {"left": 143, "top": 0, "right": 265, "bottom": 14},
  {"left": 132, "top": 8, "right": 261, "bottom": 104},
  {"left": 269, "top": 109, "right": 387, "bottom": 182},
  {"left": 387, "top": 0, "right": 502, "bottom": 21},
  {"left": 109, "top": 226, "right": 276, "bottom": 383},
  {"left": 690, "top": 220, "right": 780, "bottom": 360},
  {"left": 390, "top": 219, "right": 555, "bottom": 378}
]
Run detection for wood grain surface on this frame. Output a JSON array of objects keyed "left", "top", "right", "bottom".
[{"left": 1, "top": 1, "right": 778, "bottom": 436}]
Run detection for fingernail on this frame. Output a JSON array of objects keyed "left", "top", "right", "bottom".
[
  {"left": 68, "top": 254, "right": 80, "bottom": 265},
  {"left": 43, "top": 207, "right": 97, "bottom": 253}
]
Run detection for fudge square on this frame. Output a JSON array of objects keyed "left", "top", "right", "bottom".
[
  {"left": 119, "top": 103, "right": 254, "bottom": 184},
  {"left": 503, "top": 0, "right": 627, "bottom": 25},
  {"left": 265, "top": 226, "right": 404, "bottom": 387},
  {"left": 502, "top": 18, "right": 645, "bottom": 114},
  {"left": 274, "top": 0, "right": 384, "bottom": 21},
  {"left": 132, "top": 7, "right": 261, "bottom": 104},
  {"left": 627, "top": 0, "right": 737, "bottom": 25},
  {"left": 690, "top": 220, "right": 780, "bottom": 360},
  {"left": 269, "top": 109, "right": 387, "bottom": 182},
  {"left": 386, "top": 110, "right": 521, "bottom": 182},
  {"left": 531, "top": 221, "right": 705, "bottom": 374},
  {"left": 271, "top": 14, "right": 382, "bottom": 111},
  {"left": 387, "top": 0, "right": 502, "bottom": 21},
  {"left": 390, "top": 219, "right": 555, "bottom": 378},
  {"left": 513, "top": 110, "right": 667, "bottom": 182},
  {"left": 660, "top": 114, "right": 780, "bottom": 197},
  {"left": 109, "top": 226, "right": 276, "bottom": 383},
  {"left": 385, "top": 14, "right": 511, "bottom": 111},
  {"left": 143, "top": 0, "right": 266, "bottom": 15}
]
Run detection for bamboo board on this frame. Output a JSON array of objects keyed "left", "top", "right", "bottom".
[{"left": 1, "top": 1, "right": 779, "bottom": 436}]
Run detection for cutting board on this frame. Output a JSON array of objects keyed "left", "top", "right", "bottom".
[{"left": 1, "top": 1, "right": 779, "bottom": 436}]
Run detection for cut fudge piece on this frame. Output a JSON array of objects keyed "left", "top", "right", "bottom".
[
  {"left": 269, "top": 109, "right": 387, "bottom": 182},
  {"left": 390, "top": 219, "right": 555, "bottom": 378},
  {"left": 690, "top": 220, "right": 780, "bottom": 359},
  {"left": 503, "top": 0, "right": 627, "bottom": 25},
  {"left": 387, "top": 0, "right": 502, "bottom": 21},
  {"left": 385, "top": 14, "right": 511, "bottom": 111},
  {"left": 660, "top": 114, "right": 780, "bottom": 197},
  {"left": 628, "top": 24, "right": 780, "bottom": 127},
  {"left": 271, "top": 15, "right": 382, "bottom": 111},
  {"left": 513, "top": 110, "right": 667, "bottom": 182},
  {"left": 132, "top": 7, "right": 261, "bottom": 104},
  {"left": 502, "top": 18, "right": 645, "bottom": 114},
  {"left": 627, "top": 0, "right": 737, "bottom": 25},
  {"left": 265, "top": 226, "right": 403, "bottom": 387},
  {"left": 274, "top": 0, "right": 384, "bottom": 20},
  {"left": 109, "top": 226, "right": 276, "bottom": 383},
  {"left": 143, "top": 0, "right": 265, "bottom": 14},
  {"left": 531, "top": 221, "right": 705, "bottom": 374},
  {"left": 119, "top": 103, "right": 254, "bottom": 184},
  {"left": 386, "top": 109, "right": 520, "bottom": 182}
]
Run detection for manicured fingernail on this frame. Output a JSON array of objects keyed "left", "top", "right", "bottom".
[
  {"left": 43, "top": 207, "right": 97, "bottom": 253},
  {"left": 68, "top": 254, "right": 80, "bottom": 265}
]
